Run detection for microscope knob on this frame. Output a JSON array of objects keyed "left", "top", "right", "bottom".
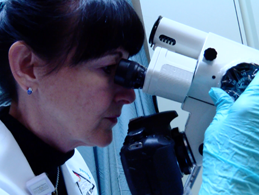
[
  {"left": 199, "top": 143, "right": 204, "bottom": 155},
  {"left": 128, "top": 128, "right": 145, "bottom": 140},
  {"left": 204, "top": 48, "right": 217, "bottom": 61}
]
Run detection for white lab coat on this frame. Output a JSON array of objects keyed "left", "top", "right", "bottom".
[{"left": 0, "top": 120, "right": 98, "bottom": 195}]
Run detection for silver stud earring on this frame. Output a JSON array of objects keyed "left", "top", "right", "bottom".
[{"left": 27, "top": 87, "right": 33, "bottom": 95}]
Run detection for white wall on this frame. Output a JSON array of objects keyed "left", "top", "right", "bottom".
[
  {"left": 239, "top": 0, "right": 259, "bottom": 49},
  {"left": 135, "top": 0, "right": 245, "bottom": 194}
]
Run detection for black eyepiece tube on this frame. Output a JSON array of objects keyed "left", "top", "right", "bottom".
[{"left": 114, "top": 59, "right": 146, "bottom": 89}]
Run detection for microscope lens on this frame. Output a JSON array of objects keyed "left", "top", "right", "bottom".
[{"left": 221, "top": 62, "right": 259, "bottom": 101}]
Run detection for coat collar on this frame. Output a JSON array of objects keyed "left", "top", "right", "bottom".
[{"left": 0, "top": 107, "right": 74, "bottom": 175}]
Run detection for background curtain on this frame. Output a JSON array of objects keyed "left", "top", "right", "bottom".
[{"left": 77, "top": 1, "right": 157, "bottom": 192}]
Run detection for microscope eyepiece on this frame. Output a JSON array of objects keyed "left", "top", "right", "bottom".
[{"left": 114, "top": 59, "right": 146, "bottom": 89}]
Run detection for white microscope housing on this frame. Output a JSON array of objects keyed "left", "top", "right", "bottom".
[{"left": 144, "top": 16, "right": 259, "bottom": 166}]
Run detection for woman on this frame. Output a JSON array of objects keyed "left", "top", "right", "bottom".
[{"left": 0, "top": 0, "right": 144, "bottom": 194}]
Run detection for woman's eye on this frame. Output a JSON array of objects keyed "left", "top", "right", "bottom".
[{"left": 102, "top": 65, "right": 116, "bottom": 75}]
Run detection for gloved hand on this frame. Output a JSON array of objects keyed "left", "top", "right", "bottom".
[{"left": 199, "top": 73, "right": 259, "bottom": 194}]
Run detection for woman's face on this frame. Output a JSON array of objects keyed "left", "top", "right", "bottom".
[{"left": 35, "top": 48, "right": 135, "bottom": 150}]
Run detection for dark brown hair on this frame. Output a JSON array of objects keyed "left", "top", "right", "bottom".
[{"left": 0, "top": 0, "right": 145, "bottom": 105}]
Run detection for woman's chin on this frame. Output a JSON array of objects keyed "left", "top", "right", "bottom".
[{"left": 97, "top": 131, "right": 113, "bottom": 147}]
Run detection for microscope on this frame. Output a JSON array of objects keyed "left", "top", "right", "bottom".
[{"left": 115, "top": 16, "right": 259, "bottom": 195}]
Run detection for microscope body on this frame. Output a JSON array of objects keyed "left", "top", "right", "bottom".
[
  {"left": 144, "top": 17, "right": 259, "bottom": 165},
  {"left": 116, "top": 16, "right": 259, "bottom": 194}
]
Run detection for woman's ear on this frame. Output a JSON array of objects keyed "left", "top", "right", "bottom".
[{"left": 8, "top": 41, "right": 38, "bottom": 93}]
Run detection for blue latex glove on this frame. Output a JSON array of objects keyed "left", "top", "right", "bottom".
[{"left": 199, "top": 73, "right": 259, "bottom": 194}]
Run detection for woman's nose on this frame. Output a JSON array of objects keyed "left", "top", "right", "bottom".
[{"left": 114, "top": 86, "right": 136, "bottom": 104}]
